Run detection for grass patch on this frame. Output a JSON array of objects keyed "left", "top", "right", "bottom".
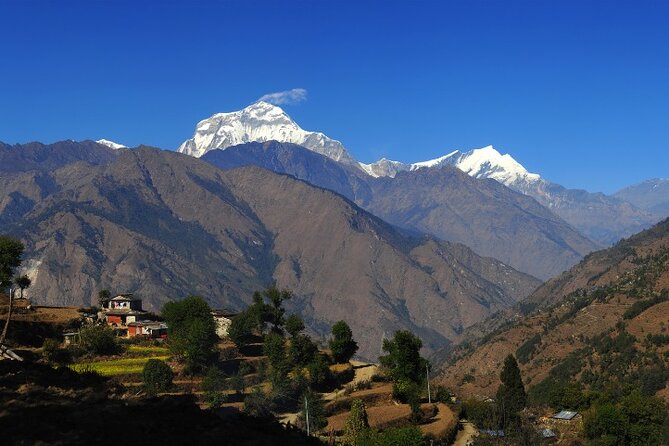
[
  {"left": 127, "top": 345, "right": 170, "bottom": 355},
  {"left": 70, "top": 356, "right": 170, "bottom": 376}
]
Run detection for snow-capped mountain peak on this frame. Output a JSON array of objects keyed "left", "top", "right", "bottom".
[
  {"left": 178, "top": 101, "right": 357, "bottom": 165},
  {"left": 442, "top": 145, "right": 541, "bottom": 187},
  {"left": 360, "top": 145, "right": 540, "bottom": 186},
  {"left": 96, "top": 139, "right": 127, "bottom": 150}
]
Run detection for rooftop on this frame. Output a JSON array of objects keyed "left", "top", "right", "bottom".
[{"left": 552, "top": 410, "right": 578, "bottom": 420}]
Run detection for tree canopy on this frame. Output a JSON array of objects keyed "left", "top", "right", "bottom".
[
  {"left": 379, "top": 330, "right": 427, "bottom": 384},
  {"left": 162, "top": 295, "right": 217, "bottom": 373},
  {"left": 329, "top": 320, "right": 358, "bottom": 363},
  {"left": 0, "top": 236, "right": 23, "bottom": 290}
]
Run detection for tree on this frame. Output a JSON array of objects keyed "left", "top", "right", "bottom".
[
  {"left": 0, "top": 236, "right": 24, "bottom": 346},
  {"left": 301, "top": 389, "right": 327, "bottom": 433},
  {"left": 79, "top": 324, "right": 120, "bottom": 355},
  {"left": 307, "top": 353, "right": 333, "bottom": 391},
  {"left": 0, "top": 236, "right": 23, "bottom": 290},
  {"left": 263, "top": 333, "right": 290, "bottom": 387},
  {"left": 285, "top": 314, "right": 305, "bottom": 338},
  {"left": 379, "top": 330, "right": 427, "bottom": 384},
  {"left": 202, "top": 366, "right": 229, "bottom": 408},
  {"left": 496, "top": 354, "right": 527, "bottom": 431},
  {"left": 289, "top": 334, "right": 318, "bottom": 367},
  {"left": 162, "top": 295, "right": 217, "bottom": 373},
  {"left": 263, "top": 286, "right": 293, "bottom": 332},
  {"left": 97, "top": 289, "right": 111, "bottom": 308},
  {"left": 343, "top": 399, "right": 369, "bottom": 445},
  {"left": 496, "top": 354, "right": 527, "bottom": 416},
  {"left": 329, "top": 320, "right": 358, "bottom": 363},
  {"left": 244, "top": 386, "right": 275, "bottom": 418},
  {"left": 142, "top": 359, "right": 174, "bottom": 395}
]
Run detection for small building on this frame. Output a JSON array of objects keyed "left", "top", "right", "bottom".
[
  {"left": 551, "top": 410, "right": 579, "bottom": 422},
  {"left": 211, "top": 309, "right": 237, "bottom": 339},
  {"left": 540, "top": 428, "right": 557, "bottom": 439},
  {"left": 63, "top": 331, "right": 80, "bottom": 345},
  {"left": 127, "top": 321, "right": 168, "bottom": 339},
  {"left": 103, "top": 294, "right": 148, "bottom": 328}
]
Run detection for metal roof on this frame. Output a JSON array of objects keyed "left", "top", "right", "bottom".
[{"left": 552, "top": 410, "right": 578, "bottom": 420}]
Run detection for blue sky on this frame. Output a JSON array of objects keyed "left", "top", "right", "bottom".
[{"left": 1, "top": 0, "right": 667, "bottom": 193}]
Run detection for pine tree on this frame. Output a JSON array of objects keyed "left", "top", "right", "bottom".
[{"left": 496, "top": 354, "right": 527, "bottom": 428}]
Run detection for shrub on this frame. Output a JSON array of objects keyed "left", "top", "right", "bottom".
[
  {"left": 79, "top": 325, "right": 120, "bottom": 356},
  {"left": 516, "top": 334, "right": 541, "bottom": 364},
  {"left": 42, "top": 338, "right": 72, "bottom": 365},
  {"left": 623, "top": 295, "right": 669, "bottom": 320},
  {"left": 244, "top": 386, "right": 275, "bottom": 418},
  {"left": 201, "top": 366, "right": 227, "bottom": 392},
  {"left": 142, "top": 359, "right": 173, "bottom": 395}
]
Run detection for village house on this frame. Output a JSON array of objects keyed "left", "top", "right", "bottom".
[
  {"left": 127, "top": 320, "right": 168, "bottom": 339},
  {"left": 103, "top": 294, "right": 148, "bottom": 328}
]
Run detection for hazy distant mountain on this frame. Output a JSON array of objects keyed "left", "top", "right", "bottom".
[
  {"left": 178, "top": 101, "right": 357, "bottom": 166},
  {"left": 364, "top": 145, "right": 658, "bottom": 246},
  {"left": 0, "top": 140, "right": 119, "bottom": 172},
  {"left": 204, "top": 141, "right": 599, "bottom": 280},
  {"left": 0, "top": 145, "right": 539, "bottom": 359},
  {"left": 614, "top": 178, "right": 669, "bottom": 218}
]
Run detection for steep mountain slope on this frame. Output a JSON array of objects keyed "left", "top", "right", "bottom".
[
  {"left": 435, "top": 217, "right": 669, "bottom": 402},
  {"left": 615, "top": 178, "right": 669, "bottom": 218},
  {"left": 204, "top": 141, "right": 599, "bottom": 280},
  {"left": 365, "top": 146, "right": 658, "bottom": 246},
  {"left": 364, "top": 167, "right": 598, "bottom": 281},
  {"left": 178, "top": 101, "right": 357, "bottom": 166},
  {"left": 1, "top": 146, "right": 539, "bottom": 359},
  {"left": 0, "top": 140, "right": 119, "bottom": 172}
]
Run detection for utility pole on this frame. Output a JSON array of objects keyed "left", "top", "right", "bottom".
[
  {"left": 305, "top": 395, "right": 310, "bottom": 436},
  {"left": 426, "top": 363, "right": 431, "bottom": 404}
]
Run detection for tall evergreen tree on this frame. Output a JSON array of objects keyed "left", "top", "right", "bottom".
[
  {"left": 496, "top": 354, "right": 527, "bottom": 428},
  {"left": 329, "top": 320, "right": 358, "bottom": 363}
]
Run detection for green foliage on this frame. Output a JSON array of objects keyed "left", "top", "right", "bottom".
[
  {"left": 623, "top": 294, "right": 669, "bottom": 319},
  {"left": 263, "top": 286, "right": 293, "bottom": 332},
  {"left": 461, "top": 399, "right": 497, "bottom": 429},
  {"left": 307, "top": 353, "right": 333, "bottom": 391},
  {"left": 379, "top": 330, "right": 428, "bottom": 385},
  {"left": 162, "top": 295, "right": 217, "bottom": 373},
  {"left": 354, "top": 426, "right": 425, "bottom": 446},
  {"left": 97, "top": 289, "right": 111, "bottom": 308},
  {"left": 201, "top": 366, "right": 227, "bottom": 392},
  {"left": 244, "top": 386, "right": 275, "bottom": 418},
  {"left": 343, "top": 399, "right": 369, "bottom": 445},
  {"left": 392, "top": 378, "right": 420, "bottom": 404},
  {"left": 646, "top": 333, "right": 669, "bottom": 347},
  {"left": 289, "top": 334, "right": 318, "bottom": 367},
  {"left": 583, "top": 391, "right": 667, "bottom": 446},
  {"left": 301, "top": 390, "right": 327, "bottom": 432},
  {"left": 285, "top": 314, "right": 305, "bottom": 337},
  {"left": 515, "top": 334, "right": 541, "bottom": 364},
  {"left": 79, "top": 325, "right": 121, "bottom": 356},
  {"left": 142, "top": 359, "right": 173, "bottom": 395},
  {"left": 263, "top": 333, "right": 290, "bottom": 387},
  {"left": 228, "top": 310, "right": 260, "bottom": 346},
  {"left": 496, "top": 354, "right": 526, "bottom": 429},
  {"left": 0, "top": 235, "right": 23, "bottom": 289},
  {"left": 329, "top": 320, "right": 358, "bottom": 363},
  {"left": 42, "top": 338, "right": 72, "bottom": 365}
]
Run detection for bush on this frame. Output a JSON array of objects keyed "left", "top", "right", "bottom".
[
  {"left": 307, "top": 354, "right": 334, "bottom": 391},
  {"left": 201, "top": 366, "right": 227, "bottom": 392},
  {"left": 516, "top": 334, "right": 541, "bottom": 364},
  {"left": 244, "top": 386, "right": 275, "bottom": 418},
  {"left": 79, "top": 325, "right": 121, "bottom": 356},
  {"left": 142, "top": 359, "right": 173, "bottom": 395},
  {"left": 42, "top": 338, "right": 72, "bottom": 365},
  {"left": 623, "top": 295, "right": 669, "bottom": 319}
]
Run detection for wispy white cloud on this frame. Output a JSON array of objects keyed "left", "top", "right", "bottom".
[{"left": 258, "top": 88, "right": 308, "bottom": 105}]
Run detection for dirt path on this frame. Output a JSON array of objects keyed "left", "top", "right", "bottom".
[
  {"left": 453, "top": 421, "right": 477, "bottom": 446},
  {"left": 419, "top": 403, "right": 456, "bottom": 438}
]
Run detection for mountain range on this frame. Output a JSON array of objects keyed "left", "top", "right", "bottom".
[
  {"left": 203, "top": 141, "right": 597, "bottom": 280},
  {"left": 0, "top": 142, "right": 540, "bottom": 359},
  {"left": 178, "top": 102, "right": 661, "bottom": 249}
]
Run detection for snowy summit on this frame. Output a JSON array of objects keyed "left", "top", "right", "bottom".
[
  {"left": 96, "top": 139, "right": 127, "bottom": 150},
  {"left": 178, "top": 101, "right": 357, "bottom": 166}
]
